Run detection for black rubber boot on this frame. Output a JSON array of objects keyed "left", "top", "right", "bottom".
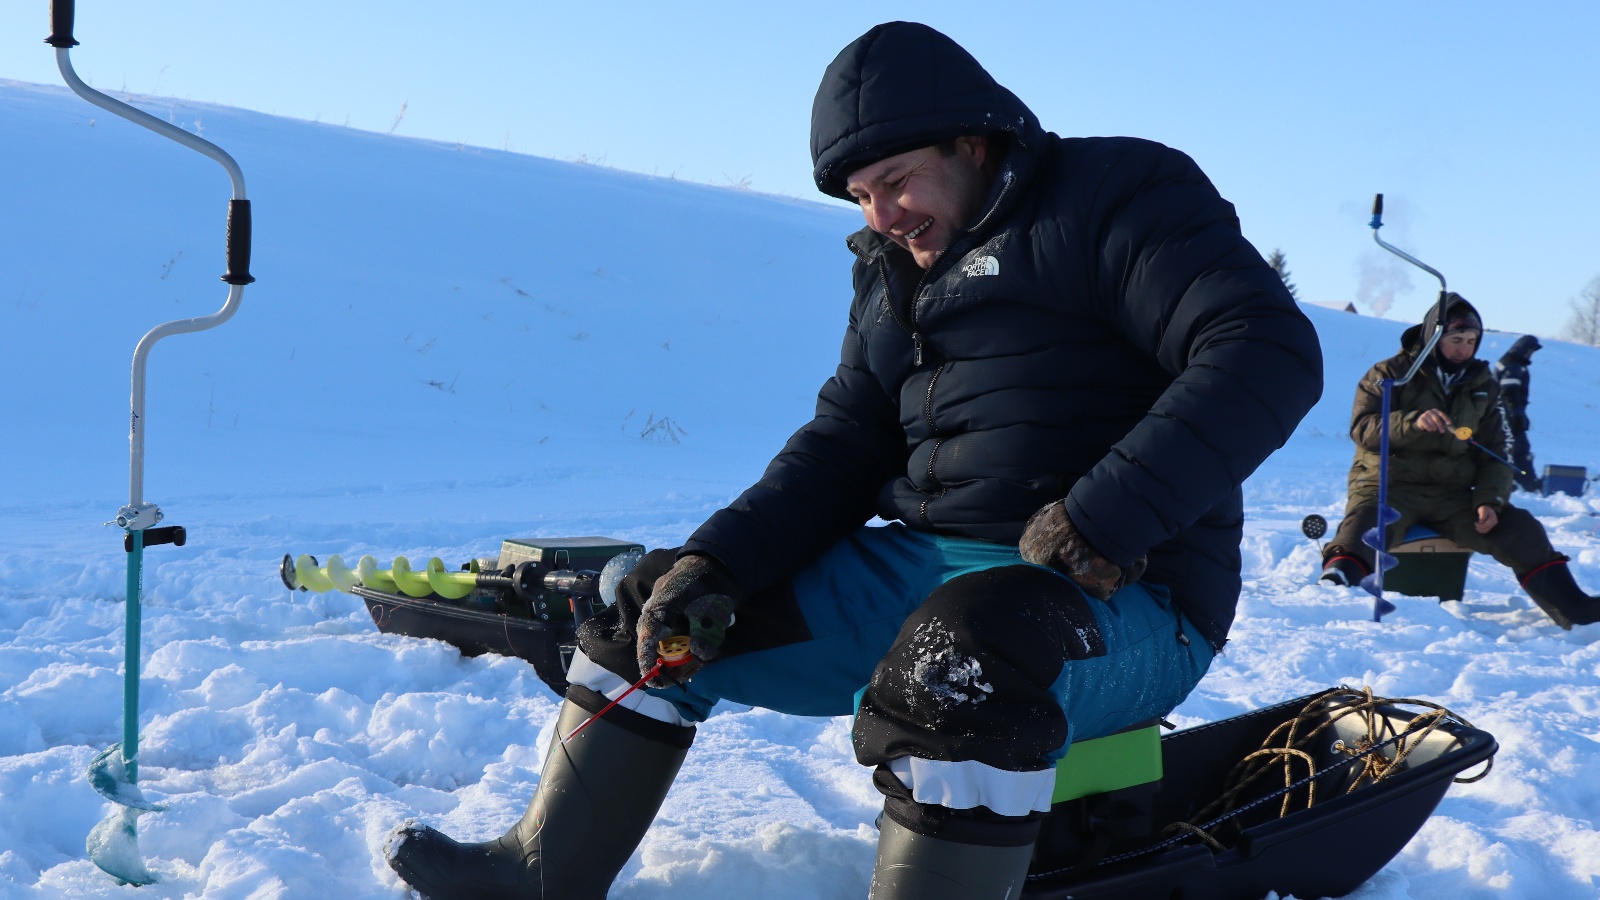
[
  {"left": 868, "top": 814, "right": 1038, "bottom": 900},
  {"left": 1522, "top": 560, "right": 1600, "bottom": 630},
  {"left": 386, "top": 689, "right": 693, "bottom": 899},
  {"left": 1319, "top": 553, "right": 1369, "bottom": 587}
]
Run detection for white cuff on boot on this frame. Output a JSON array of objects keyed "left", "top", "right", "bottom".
[
  {"left": 565, "top": 649, "right": 695, "bottom": 728},
  {"left": 888, "top": 756, "right": 1056, "bottom": 816}
]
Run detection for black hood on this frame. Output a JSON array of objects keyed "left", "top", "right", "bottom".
[
  {"left": 1501, "top": 334, "right": 1542, "bottom": 364},
  {"left": 810, "top": 21, "right": 1044, "bottom": 200},
  {"left": 1400, "top": 292, "right": 1484, "bottom": 354}
]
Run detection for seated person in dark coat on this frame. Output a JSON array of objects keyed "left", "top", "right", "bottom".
[
  {"left": 388, "top": 20, "right": 1323, "bottom": 899},
  {"left": 1320, "top": 295, "right": 1600, "bottom": 630}
]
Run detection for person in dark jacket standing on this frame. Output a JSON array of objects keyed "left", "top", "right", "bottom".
[
  {"left": 388, "top": 21, "right": 1322, "bottom": 899},
  {"left": 1320, "top": 296, "right": 1599, "bottom": 629},
  {"left": 1494, "top": 334, "right": 1542, "bottom": 492}
]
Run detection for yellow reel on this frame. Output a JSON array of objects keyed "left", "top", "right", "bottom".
[{"left": 658, "top": 636, "right": 692, "bottom": 666}]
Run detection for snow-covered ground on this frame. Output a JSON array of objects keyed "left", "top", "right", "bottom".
[{"left": 4, "top": 79, "right": 1600, "bottom": 898}]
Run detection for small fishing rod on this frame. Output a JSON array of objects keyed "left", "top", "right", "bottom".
[{"left": 1453, "top": 426, "right": 1527, "bottom": 475}]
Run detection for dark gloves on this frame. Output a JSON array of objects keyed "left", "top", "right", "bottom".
[
  {"left": 1019, "top": 499, "right": 1146, "bottom": 601},
  {"left": 636, "top": 554, "right": 741, "bottom": 688}
]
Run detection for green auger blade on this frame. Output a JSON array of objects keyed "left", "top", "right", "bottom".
[
  {"left": 285, "top": 553, "right": 480, "bottom": 599},
  {"left": 294, "top": 554, "right": 335, "bottom": 593},
  {"left": 355, "top": 555, "right": 399, "bottom": 593},
  {"left": 424, "top": 557, "right": 477, "bottom": 600},
  {"left": 323, "top": 554, "right": 362, "bottom": 592},
  {"left": 388, "top": 556, "right": 436, "bottom": 598}
]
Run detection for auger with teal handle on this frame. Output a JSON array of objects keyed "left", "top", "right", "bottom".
[{"left": 49, "top": 0, "right": 255, "bottom": 884}]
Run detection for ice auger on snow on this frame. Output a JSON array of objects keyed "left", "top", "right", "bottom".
[
  {"left": 1364, "top": 194, "right": 1448, "bottom": 623},
  {"left": 48, "top": 0, "right": 255, "bottom": 884},
  {"left": 283, "top": 553, "right": 611, "bottom": 623},
  {"left": 283, "top": 538, "right": 645, "bottom": 697}
]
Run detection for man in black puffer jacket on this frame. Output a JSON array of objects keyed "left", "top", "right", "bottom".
[{"left": 389, "top": 21, "right": 1322, "bottom": 900}]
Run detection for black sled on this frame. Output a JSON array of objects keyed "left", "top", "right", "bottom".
[{"left": 1022, "top": 687, "right": 1496, "bottom": 899}]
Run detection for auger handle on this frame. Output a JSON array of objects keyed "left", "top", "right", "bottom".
[
  {"left": 1370, "top": 193, "right": 1384, "bottom": 229},
  {"left": 224, "top": 200, "right": 255, "bottom": 285},
  {"left": 46, "top": 0, "right": 78, "bottom": 48},
  {"left": 124, "top": 525, "right": 185, "bottom": 552}
]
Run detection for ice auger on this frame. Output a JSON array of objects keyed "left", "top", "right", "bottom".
[
  {"left": 285, "top": 554, "right": 543, "bottom": 601},
  {"left": 48, "top": 0, "right": 255, "bottom": 884},
  {"left": 282, "top": 553, "right": 609, "bottom": 623},
  {"left": 1365, "top": 194, "right": 1448, "bottom": 623}
]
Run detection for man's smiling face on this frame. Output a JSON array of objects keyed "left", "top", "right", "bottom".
[{"left": 845, "top": 136, "right": 993, "bottom": 269}]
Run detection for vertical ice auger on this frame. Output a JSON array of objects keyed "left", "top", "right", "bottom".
[
  {"left": 1365, "top": 194, "right": 1447, "bottom": 623},
  {"left": 47, "top": 0, "right": 255, "bottom": 885}
]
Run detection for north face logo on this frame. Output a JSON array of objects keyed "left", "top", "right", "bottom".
[{"left": 963, "top": 255, "right": 999, "bottom": 277}]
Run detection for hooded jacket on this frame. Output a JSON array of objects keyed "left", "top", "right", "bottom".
[
  {"left": 1344, "top": 294, "right": 1514, "bottom": 510},
  {"left": 682, "top": 22, "right": 1323, "bottom": 648},
  {"left": 1494, "top": 334, "right": 1541, "bottom": 430}
]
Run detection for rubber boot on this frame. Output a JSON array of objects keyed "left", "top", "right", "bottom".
[
  {"left": 1522, "top": 560, "right": 1600, "bottom": 630},
  {"left": 868, "top": 814, "right": 1037, "bottom": 900},
  {"left": 386, "top": 693, "right": 693, "bottom": 899},
  {"left": 1319, "top": 553, "right": 1368, "bottom": 587}
]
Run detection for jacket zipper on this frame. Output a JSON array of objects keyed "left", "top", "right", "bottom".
[
  {"left": 869, "top": 161, "right": 1020, "bottom": 368},
  {"left": 923, "top": 363, "right": 944, "bottom": 430},
  {"left": 883, "top": 169, "right": 1020, "bottom": 524},
  {"left": 877, "top": 260, "right": 927, "bottom": 366},
  {"left": 907, "top": 167, "right": 1017, "bottom": 365}
]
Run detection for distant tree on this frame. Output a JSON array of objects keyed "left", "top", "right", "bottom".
[
  {"left": 1267, "top": 248, "right": 1300, "bottom": 300},
  {"left": 1563, "top": 275, "right": 1600, "bottom": 346}
]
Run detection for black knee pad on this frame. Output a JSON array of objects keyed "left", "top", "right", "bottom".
[
  {"left": 855, "top": 565, "right": 1106, "bottom": 774},
  {"left": 915, "top": 565, "right": 1107, "bottom": 670}
]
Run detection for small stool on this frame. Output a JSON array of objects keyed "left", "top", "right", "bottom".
[
  {"left": 1033, "top": 720, "right": 1165, "bottom": 869},
  {"left": 1385, "top": 525, "right": 1472, "bottom": 601}
]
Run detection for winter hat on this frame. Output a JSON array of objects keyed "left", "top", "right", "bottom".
[
  {"left": 1442, "top": 310, "right": 1482, "bottom": 337},
  {"left": 810, "top": 21, "right": 1040, "bottom": 200},
  {"left": 1404, "top": 292, "right": 1485, "bottom": 353}
]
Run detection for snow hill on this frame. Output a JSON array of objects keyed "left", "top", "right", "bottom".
[{"left": 3, "top": 79, "right": 1600, "bottom": 898}]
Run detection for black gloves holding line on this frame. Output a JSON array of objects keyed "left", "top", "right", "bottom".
[{"left": 636, "top": 554, "right": 741, "bottom": 688}]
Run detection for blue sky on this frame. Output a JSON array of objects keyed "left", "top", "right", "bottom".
[{"left": 5, "top": 0, "right": 1597, "bottom": 336}]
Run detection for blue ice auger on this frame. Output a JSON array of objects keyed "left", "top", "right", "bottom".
[
  {"left": 47, "top": 0, "right": 254, "bottom": 885},
  {"left": 1365, "top": 194, "right": 1447, "bottom": 623}
]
